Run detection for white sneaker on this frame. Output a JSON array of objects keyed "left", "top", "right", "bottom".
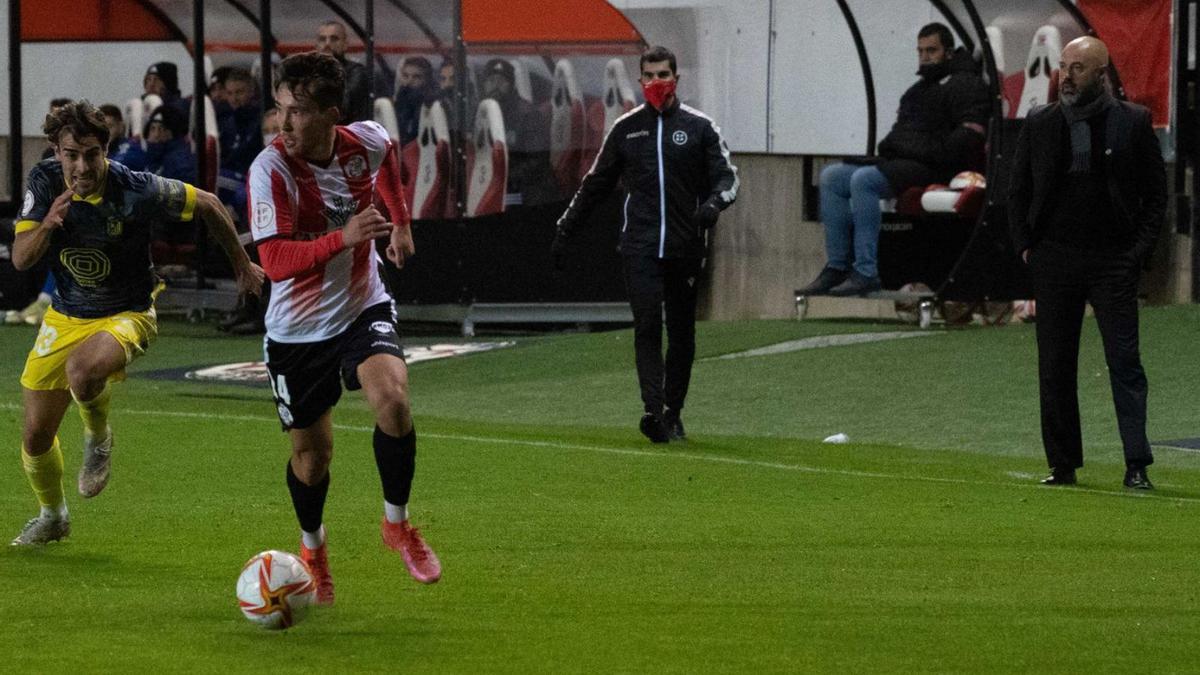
[
  {"left": 78, "top": 427, "right": 113, "bottom": 498},
  {"left": 11, "top": 513, "right": 71, "bottom": 546}
]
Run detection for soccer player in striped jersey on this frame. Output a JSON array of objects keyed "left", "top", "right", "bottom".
[{"left": 247, "top": 52, "right": 439, "bottom": 604}]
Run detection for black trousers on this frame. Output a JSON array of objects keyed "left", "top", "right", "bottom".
[
  {"left": 1029, "top": 240, "right": 1152, "bottom": 470},
  {"left": 622, "top": 255, "right": 703, "bottom": 416}
]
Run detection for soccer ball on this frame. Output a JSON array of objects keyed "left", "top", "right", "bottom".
[{"left": 236, "top": 550, "right": 317, "bottom": 629}]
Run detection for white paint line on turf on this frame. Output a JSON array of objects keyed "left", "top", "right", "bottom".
[
  {"left": 3, "top": 402, "right": 1196, "bottom": 506},
  {"left": 702, "top": 331, "right": 940, "bottom": 361}
]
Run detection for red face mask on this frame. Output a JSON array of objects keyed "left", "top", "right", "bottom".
[{"left": 642, "top": 79, "right": 676, "bottom": 111}]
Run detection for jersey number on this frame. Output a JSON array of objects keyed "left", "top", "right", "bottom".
[{"left": 269, "top": 373, "right": 292, "bottom": 405}]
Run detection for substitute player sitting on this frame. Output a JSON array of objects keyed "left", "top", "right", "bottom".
[
  {"left": 11, "top": 101, "right": 263, "bottom": 546},
  {"left": 247, "top": 52, "right": 439, "bottom": 604}
]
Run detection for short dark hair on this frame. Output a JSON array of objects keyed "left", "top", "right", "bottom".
[
  {"left": 402, "top": 56, "right": 433, "bottom": 77},
  {"left": 44, "top": 100, "right": 110, "bottom": 147},
  {"left": 918, "top": 23, "right": 954, "bottom": 51},
  {"left": 276, "top": 51, "right": 345, "bottom": 111},
  {"left": 49, "top": 97, "right": 73, "bottom": 111},
  {"left": 640, "top": 45, "right": 677, "bottom": 75},
  {"left": 98, "top": 104, "right": 122, "bottom": 120}
]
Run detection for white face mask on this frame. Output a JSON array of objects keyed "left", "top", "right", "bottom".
[{"left": 263, "top": 132, "right": 278, "bottom": 146}]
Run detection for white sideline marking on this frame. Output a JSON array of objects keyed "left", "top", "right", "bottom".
[
  {"left": 2, "top": 402, "right": 1196, "bottom": 506},
  {"left": 704, "top": 331, "right": 940, "bottom": 361}
]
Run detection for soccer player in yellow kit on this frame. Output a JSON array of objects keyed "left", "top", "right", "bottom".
[{"left": 10, "top": 101, "right": 263, "bottom": 545}]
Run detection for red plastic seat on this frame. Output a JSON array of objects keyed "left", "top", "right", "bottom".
[
  {"left": 465, "top": 99, "right": 508, "bottom": 217},
  {"left": 550, "top": 59, "right": 587, "bottom": 191}
]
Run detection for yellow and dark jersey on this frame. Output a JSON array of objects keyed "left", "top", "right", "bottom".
[{"left": 16, "top": 158, "right": 196, "bottom": 318}]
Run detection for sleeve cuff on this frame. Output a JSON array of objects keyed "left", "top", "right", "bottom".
[
  {"left": 14, "top": 219, "right": 40, "bottom": 234},
  {"left": 180, "top": 184, "right": 198, "bottom": 222}
]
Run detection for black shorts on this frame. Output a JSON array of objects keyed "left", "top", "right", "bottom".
[{"left": 263, "top": 302, "right": 405, "bottom": 430}]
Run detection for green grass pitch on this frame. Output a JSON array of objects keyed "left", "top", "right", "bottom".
[{"left": 3, "top": 307, "right": 1200, "bottom": 672}]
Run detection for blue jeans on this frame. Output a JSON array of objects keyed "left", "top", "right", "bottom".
[{"left": 819, "top": 163, "right": 892, "bottom": 279}]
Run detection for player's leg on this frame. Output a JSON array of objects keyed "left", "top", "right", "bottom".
[
  {"left": 12, "top": 388, "right": 73, "bottom": 545},
  {"left": 662, "top": 257, "right": 703, "bottom": 441},
  {"left": 65, "top": 331, "right": 126, "bottom": 498},
  {"left": 13, "top": 310, "right": 80, "bottom": 545},
  {"left": 622, "top": 255, "right": 670, "bottom": 443},
  {"left": 265, "top": 334, "right": 342, "bottom": 605},
  {"left": 287, "top": 414, "right": 337, "bottom": 604},
  {"left": 350, "top": 325, "right": 441, "bottom": 584}
]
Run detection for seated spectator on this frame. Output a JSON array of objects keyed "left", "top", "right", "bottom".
[
  {"left": 97, "top": 104, "right": 127, "bottom": 156},
  {"left": 315, "top": 20, "right": 370, "bottom": 122},
  {"left": 799, "top": 23, "right": 988, "bottom": 296},
  {"left": 218, "top": 67, "right": 263, "bottom": 175},
  {"left": 394, "top": 56, "right": 436, "bottom": 145},
  {"left": 209, "top": 65, "right": 233, "bottom": 114},
  {"left": 435, "top": 58, "right": 472, "bottom": 138},
  {"left": 143, "top": 105, "right": 196, "bottom": 184},
  {"left": 143, "top": 61, "right": 191, "bottom": 119},
  {"left": 481, "top": 58, "right": 554, "bottom": 205}
]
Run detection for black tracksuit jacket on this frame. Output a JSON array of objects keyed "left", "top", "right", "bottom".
[{"left": 556, "top": 99, "right": 739, "bottom": 259}]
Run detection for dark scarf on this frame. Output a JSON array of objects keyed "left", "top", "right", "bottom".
[{"left": 1061, "top": 89, "right": 1114, "bottom": 173}]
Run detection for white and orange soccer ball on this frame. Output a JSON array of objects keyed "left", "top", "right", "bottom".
[{"left": 236, "top": 550, "right": 317, "bottom": 629}]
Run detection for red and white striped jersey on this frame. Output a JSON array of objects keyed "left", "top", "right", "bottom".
[{"left": 248, "top": 121, "right": 400, "bottom": 343}]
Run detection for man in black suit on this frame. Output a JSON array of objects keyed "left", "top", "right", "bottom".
[{"left": 1008, "top": 36, "right": 1167, "bottom": 489}]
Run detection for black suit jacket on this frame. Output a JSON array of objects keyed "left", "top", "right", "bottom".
[{"left": 1008, "top": 100, "right": 1167, "bottom": 262}]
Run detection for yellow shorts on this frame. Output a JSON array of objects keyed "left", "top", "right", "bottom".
[{"left": 20, "top": 306, "right": 158, "bottom": 391}]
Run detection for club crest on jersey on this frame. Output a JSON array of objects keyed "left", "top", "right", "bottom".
[
  {"left": 345, "top": 155, "right": 368, "bottom": 179},
  {"left": 672, "top": 130, "right": 688, "bottom": 146},
  {"left": 20, "top": 190, "right": 34, "bottom": 218},
  {"left": 253, "top": 202, "right": 275, "bottom": 232},
  {"left": 371, "top": 321, "right": 395, "bottom": 335}
]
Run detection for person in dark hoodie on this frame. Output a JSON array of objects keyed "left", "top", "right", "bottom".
[
  {"left": 315, "top": 20, "right": 371, "bottom": 122},
  {"left": 143, "top": 105, "right": 196, "bottom": 184},
  {"left": 393, "top": 56, "right": 436, "bottom": 145},
  {"left": 143, "top": 61, "right": 191, "bottom": 120},
  {"left": 799, "top": 22, "right": 989, "bottom": 296}
]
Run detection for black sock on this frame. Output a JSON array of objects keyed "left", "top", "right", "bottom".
[
  {"left": 374, "top": 426, "right": 416, "bottom": 507},
  {"left": 286, "top": 460, "right": 329, "bottom": 533}
]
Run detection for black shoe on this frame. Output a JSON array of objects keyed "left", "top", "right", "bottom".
[
  {"left": 664, "top": 412, "right": 686, "bottom": 441},
  {"left": 1123, "top": 467, "right": 1154, "bottom": 490},
  {"left": 1040, "top": 468, "right": 1077, "bottom": 485},
  {"left": 797, "top": 266, "right": 851, "bottom": 295},
  {"left": 227, "top": 318, "right": 266, "bottom": 335},
  {"left": 639, "top": 413, "right": 670, "bottom": 444},
  {"left": 827, "top": 272, "right": 883, "bottom": 297}
]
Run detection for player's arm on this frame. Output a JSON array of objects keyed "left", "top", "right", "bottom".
[
  {"left": 12, "top": 188, "right": 72, "bottom": 271},
  {"left": 555, "top": 121, "right": 626, "bottom": 241},
  {"left": 374, "top": 140, "right": 414, "bottom": 268},
  {"left": 1007, "top": 118, "right": 1035, "bottom": 261},
  {"left": 193, "top": 188, "right": 265, "bottom": 296},
  {"left": 257, "top": 206, "right": 391, "bottom": 282},
  {"left": 694, "top": 117, "right": 739, "bottom": 229}
]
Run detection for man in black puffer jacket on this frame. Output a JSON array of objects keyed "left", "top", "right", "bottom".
[
  {"left": 801, "top": 23, "right": 989, "bottom": 296},
  {"left": 552, "top": 45, "right": 739, "bottom": 444}
]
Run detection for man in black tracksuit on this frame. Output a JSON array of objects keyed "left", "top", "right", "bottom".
[{"left": 553, "top": 46, "right": 739, "bottom": 444}]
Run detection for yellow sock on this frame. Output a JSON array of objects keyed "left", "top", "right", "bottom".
[
  {"left": 73, "top": 383, "right": 112, "bottom": 438},
  {"left": 21, "top": 438, "right": 66, "bottom": 514}
]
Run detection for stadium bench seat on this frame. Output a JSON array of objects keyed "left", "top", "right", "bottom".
[{"left": 465, "top": 98, "right": 508, "bottom": 217}]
